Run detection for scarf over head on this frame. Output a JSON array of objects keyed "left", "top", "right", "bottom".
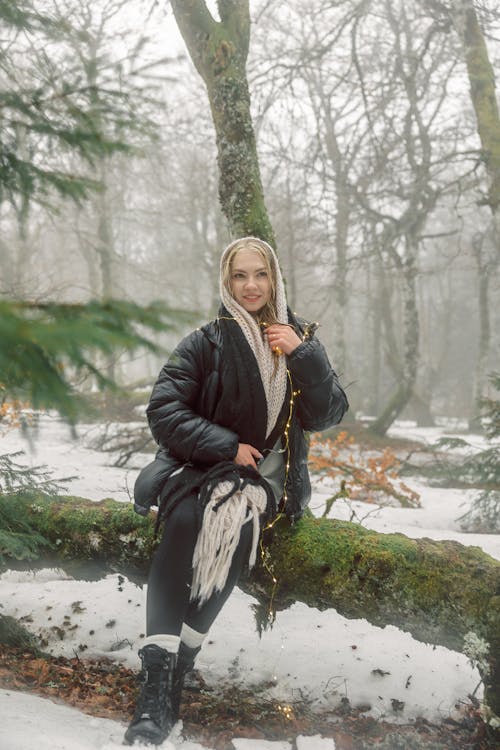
[{"left": 219, "top": 237, "right": 288, "bottom": 440}]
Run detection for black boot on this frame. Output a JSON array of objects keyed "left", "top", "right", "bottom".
[
  {"left": 171, "top": 642, "right": 201, "bottom": 720},
  {"left": 124, "top": 644, "right": 177, "bottom": 746}
]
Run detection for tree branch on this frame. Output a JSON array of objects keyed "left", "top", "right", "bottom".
[{"left": 170, "top": 0, "right": 218, "bottom": 80}]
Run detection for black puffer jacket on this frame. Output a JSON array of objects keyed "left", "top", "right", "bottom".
[{"left": 135, "top": 316, "right": 348, "bottom": 522}]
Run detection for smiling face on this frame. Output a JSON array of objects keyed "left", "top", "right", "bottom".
[{"left": 229, "top": 248, "right": 273, "bottom": 315}]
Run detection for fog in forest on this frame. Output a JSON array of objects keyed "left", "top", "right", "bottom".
[{"left": 2, "top": 0, "right": 499, "bottom": 431}]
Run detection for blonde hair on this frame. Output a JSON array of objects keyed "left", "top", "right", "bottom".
[{"left": 221, "top": 238, "right": 279, "bottom": 326}]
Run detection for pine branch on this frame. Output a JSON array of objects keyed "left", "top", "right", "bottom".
[{"left": 0, "top": 300, "right": 195, "bottom": 423}]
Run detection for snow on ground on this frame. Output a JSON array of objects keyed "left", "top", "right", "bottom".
[
  {"left": 1, "top": 413, "right": 139, "bottom": 503},
  {"left": 0, "top": 687, "right": 334, "bottom": 750},
  {"left": 387, "top": 419, "right": 494, "bottom": 454},
  {"left": 0, "top": 414, "right": 498, "bottom": 749},
  {"left": 0, "top": 568, "right": 479, "bottom": 723}
]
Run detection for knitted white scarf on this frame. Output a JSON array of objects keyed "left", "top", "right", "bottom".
[{"left": 190, "top": 238, "right": 288, "bottom": 605}]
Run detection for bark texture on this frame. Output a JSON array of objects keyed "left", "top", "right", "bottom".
[
  {"left": 451, "top": 0, "right": 500, "bottom": 427},
  {"left": 5, "top": 494, "right": 500, "bottom": 717},
  {"left": 453, "top": 0, "right": 500, "bottom": 217},
  {"left": 369, "top": 247, "right": 422, "bottom": 436},
  {"left": 170, "top": 0, "right": 274, "bottom": 244}
]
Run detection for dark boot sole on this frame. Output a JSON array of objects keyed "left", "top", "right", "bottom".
[{"left": 123, "top": 719, "right": 173, "bottom": 746}]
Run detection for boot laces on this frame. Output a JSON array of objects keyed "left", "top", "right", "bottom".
[{"left": 135, "top": 663, "right": 168, "bottom": 723}]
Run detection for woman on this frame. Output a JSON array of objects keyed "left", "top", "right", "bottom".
[{"left": 124, "top": 237, "right": 348, "bottom": 746}]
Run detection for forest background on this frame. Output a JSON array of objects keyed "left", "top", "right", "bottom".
[
  {"left": 2, "top": 0, "right": 499, "bottom": 431},
  {"left": 1, "top": 0, "right": 500, "bottom": 746}
]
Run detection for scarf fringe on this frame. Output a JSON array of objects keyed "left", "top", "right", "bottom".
[{"left": 190, "top": 480, "right": 267, "bottom": 605}]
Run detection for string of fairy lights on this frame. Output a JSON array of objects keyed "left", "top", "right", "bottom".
[
  {"left": 258, "top": 366, "right": 299, "bottom": 625},
  {"left": 213, "top": 314, "right": 313, "bottom": 625}
]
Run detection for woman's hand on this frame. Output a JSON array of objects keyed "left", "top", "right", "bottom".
[
  {"left": 234, "top": 443, "right": 263, "bottom": 469},
  {"left": 264, "top": 324, "right": 302, "bottom": 356}
]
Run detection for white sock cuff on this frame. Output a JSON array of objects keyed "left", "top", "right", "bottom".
[
  {"left": 142, "top": 634, "right": 181, "bottom": 653},
  {"left": 180, "top": 623, "right": 206, "bottom": 649}
]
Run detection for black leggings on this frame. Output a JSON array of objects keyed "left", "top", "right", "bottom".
[{"left": 146, "top": 494, "right": 254, "bottom": 636}]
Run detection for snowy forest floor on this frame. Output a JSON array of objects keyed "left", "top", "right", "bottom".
[
  {"left": 1, "top": 413, "right": 499, "bottom": 750},
  {"left": 0, "top": 644, "right": 496, "bottom": 750}
]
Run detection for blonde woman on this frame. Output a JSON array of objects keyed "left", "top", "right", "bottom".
[{"left": 124, "top": 237, "right": 348, "bottom": 745}]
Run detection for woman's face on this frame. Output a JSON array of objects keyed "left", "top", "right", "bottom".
[{"left": 230, "top": 249, "right": 272, "bottom": 315}]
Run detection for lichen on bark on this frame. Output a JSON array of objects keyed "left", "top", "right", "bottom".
[
  {"left": 170, "top": 0, "right": 275, "bottom": 244},
  {"left": 453, "top": 0, "right": 500, "bottom": 214}
]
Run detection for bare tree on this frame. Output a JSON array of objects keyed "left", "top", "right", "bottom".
[
  {"left": 346, "top": 1, "right": 465, "bottom": 433},
  {"left": 470, "top": 227, "right": 500, "bottom": 426},
  {"left": 420, "top": 0, "right": 500, "bottom": 415}
]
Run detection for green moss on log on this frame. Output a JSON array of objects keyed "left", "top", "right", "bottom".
[
  {"left": 7, "top": 497, "right": 500, "bottom": 652},
  {"left": 2, "top": 494, "right": 500, "bottom": 717},
  {"left": 2, "top": 493, "right": 156, "bottom": 572},
  {"left": 250, "top": 517, "right": 499, "bottom": 650}
]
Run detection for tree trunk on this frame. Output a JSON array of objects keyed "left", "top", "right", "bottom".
[
  {"left": 409, "top": 391, "right": 435, "bottom": 428},
  {"left": 283, "top": 175, "right": 298, "bottom": 311},
  {"left": 321, "top": 98, "right": 349, "bottom": 377},
  {"left": 470, "top": 266, "right": 491, "bottom": 430},
  {"left": 370, "top": 248, "right": 419, "bottom": 435},
  {"left": 366, "top": 255, "right": 384, "bottom": 416},
  {"left": 453, "top": 0, "right": 500, "bottom": 217},
  {"left": 451, "top": 0, "right": 500, "bottom": 430},
  {"left": 4, "top": 494, "right": 500, "bottom": 718},
  {"left": 94, "top": 163, "right": 117, "bottom": 384},
  {"left": 74, "top": 206, "right": 101, "bottom": 298},
  {"left": 170, "top": 0, "right": 274, "bottom": 244},
  {"left": 95, "top": 182, "right": 113, "bottom": 300},
  {"left": 331, "top": 182, "right": 349, "bottom": 377},
  {"left": 13, "top": 125, "right": 33, "bottom": 297}
]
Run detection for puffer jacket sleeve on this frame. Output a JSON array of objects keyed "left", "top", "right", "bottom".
[
  {"left": 288, "top": 336, "right": 348, "bottom": 432},
  {"left": 146, "top": 329, "right": 239, "bottom": 465}
]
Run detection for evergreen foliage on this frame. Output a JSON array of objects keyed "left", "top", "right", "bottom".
[
  {"left": 0, "top": 0, "right": 150, "bottom": 209},
  {"left": 459, "top": 488, "right": 500, "bottom": 534},
  {"left": 401, "top": 375, "right": 500, "bottom": 532},
  {"left": 458, "top": 373, "right": 500, "bottom": 532},
  {"left": 0, "top": 450, "right": 73, "bottom": 494},
  {"left": 0, "top": 0, "right": 54, "bottom": 33},
  {"left": 0, "top": 2, "right": 190, "bottom": 422},
  {"left": 0, "top": 451, "right": 71, "bottom": 565},
  {"left": 479, "top": 373, "right": 500, "bottom": 439},
  {"left": 0, "top": 497, "right": 53, "bottom": 565},
  {"left": 0, "top": 1, "right": 191, "bottom": 588},
  {"left": 0, "top": 299, "right": 193, "bottom": 422},
  {"left": 0, "top": 613, "right": 37, "bottom": 648}
]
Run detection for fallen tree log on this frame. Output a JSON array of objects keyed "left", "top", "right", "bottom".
[{"left": 2, "top": 493, "right": 499, "bottom": 719}]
